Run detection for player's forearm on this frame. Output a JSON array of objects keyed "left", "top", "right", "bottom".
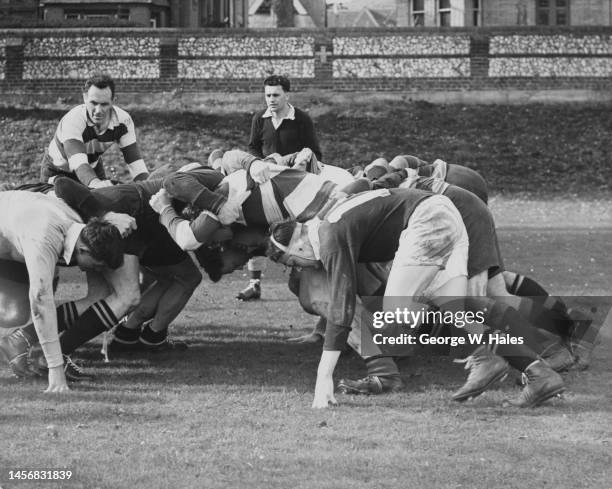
[
  {"left": 54, "top": 177, "right": 105, "bottom": 219},
  {"left": 73, "top": 162, "right": 99, "bottom": 187},
  {"left": 127, "top": 159, "right": 149, "bottom": 181},
  {"left": 30, "top": 295, "right": 63, "bottom": 368},
  {"left": 323, "top": 322, "right": 351, "bottom": 352},
  {"left": 317, "top": 350, "right": 341, "bottom": 376},
  {"left": 158, "top": 205, "right": 202, "bottom": 250}
]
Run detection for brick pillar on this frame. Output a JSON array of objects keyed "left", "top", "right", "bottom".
[
  {"left": 5, "top": 37, "right": 24, "bottom": 83},
  {"left": 470, "top": 34, "right": 489, "bottom": 82},
  {"left": 160, "top": 37, "right": 178, "bottom": 80},
  {"left": 313, "top": 32, "right": 333, "bottom": 90}
]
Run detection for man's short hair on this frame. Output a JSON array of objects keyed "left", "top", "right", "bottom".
[
  {"left": 84, "top": 73, "right": 116, "bottom": 98},
  {"left": 80, "top": 218, "right": 124, "bottom": 269},
  {"left": 264, "top": 75, "right": 290, "bottom": 92}
]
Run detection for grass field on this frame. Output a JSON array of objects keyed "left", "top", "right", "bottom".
[{"left": 0, "top": 101, "right": 611, "bottom": 489}]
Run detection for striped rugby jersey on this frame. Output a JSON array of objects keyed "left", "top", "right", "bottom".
[{"left": 47, "top": 104, "right": 146, "bottom": 179}]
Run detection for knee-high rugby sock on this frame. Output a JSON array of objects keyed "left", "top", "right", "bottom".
[
  {"left": 466, "top": 297, "right": 541, "bottom": 371},
  {"left": 16, "top": 301, "right": 79, "bottom": 344},
  {"left": 365, "top": 356, "right": 400, "bottom": 378},
  {"left": 59, "top": 300, "right": 118, "bottom": 355},
  {"left": 509, "top": 274, "right": 549, "bottom": 298}
]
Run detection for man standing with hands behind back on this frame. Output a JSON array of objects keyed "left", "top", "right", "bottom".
[{"left": 238, "top": 75, "right": 322, "bottom": 301}]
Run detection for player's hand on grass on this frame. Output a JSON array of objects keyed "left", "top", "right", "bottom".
[
  {"left": 89, "top": 178, "right": 114, "bottom": 189},
  {"left": 45, "top": 366, "right": 70, "bottom": 394},
  {"left": 217, "top": 191, "right": 251, "bottom": 225},
  {"left": 312, "top": 373, "right": 337, "bottom": 409},
  {"left": 149, "top": 189, "right": 172, "bottom": 214},
  {"left": 103, "top": 211, "right": 137, "bottom": 237},
  {"left": 312, "top": 350, "right": 341, "bottom": 408}
]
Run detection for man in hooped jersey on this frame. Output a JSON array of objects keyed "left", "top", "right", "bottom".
[{"left": 40, "top": 73, "right": 150, "bottom": 188}]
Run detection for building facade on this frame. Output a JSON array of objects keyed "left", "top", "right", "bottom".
[{"left": 395, "top": 0, "right": 612, "bottom": 27}]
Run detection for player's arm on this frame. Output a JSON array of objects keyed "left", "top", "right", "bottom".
[
  {"left": 118, "top": 115, "right": 149, "bottom": 182},
  {"left": 299, "top": 113, "right": 322, "bottom": 160},
  {"left": 62, "top": 138, "right": 104, "bottom": 187},
  {"left": 313, "top": 248, "right": 358, "bottom": 408},
  {"left": 60, "top": 114, "right": 111, "bottom": 188},
  {"left": 22, "top": 240, "right": 68, "bottom": 393},
  {"left": 150, "top": 189, "right": 222, "bottom": 251},
  {"left": 53, "top": 177, "right": 136, "bottom": 236},
  {"left": 247, "top": 114, "right": 264, "bottom": 158}
]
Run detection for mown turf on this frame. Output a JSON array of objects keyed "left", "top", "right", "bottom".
[{"left": 0, "top": 228, "right": 610, "bottom": 489}]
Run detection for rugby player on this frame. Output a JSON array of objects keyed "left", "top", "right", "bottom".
[
  {"left": 0, "top": 191, "right": 124, "bottom": 392},
  {"left": 40, "top": 73, "right": 149, "bottom": 188},
  {"left": 238, "top": 75, "right": 323, "bottom": 301},
  {"left": 267, "top": 188, "right": 565, "bottom": 408}
]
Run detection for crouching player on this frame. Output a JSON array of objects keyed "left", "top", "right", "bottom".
[{"left": 268, "top": 188, "right": 565, "bottom": 408}]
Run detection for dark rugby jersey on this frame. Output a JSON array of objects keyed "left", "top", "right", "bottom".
[
  {"left": 248, "top": 106, "right": 322, "bottom": 160},
  {"left": 318, "top": 188, "right": 432, "bottom": 350},
  {"left": 54, "top": 177, "right": 188, "bottom": 266}
]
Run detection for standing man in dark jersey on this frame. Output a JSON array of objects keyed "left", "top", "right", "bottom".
[{"left": 238, "top": 75, "right": 322, "bottom": 301}]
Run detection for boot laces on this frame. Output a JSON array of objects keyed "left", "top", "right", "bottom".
[{"left": 63, "top": 354, "right": 84, "bottom": 374}]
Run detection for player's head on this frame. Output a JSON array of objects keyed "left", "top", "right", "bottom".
[
  {"left": 268, "top": 221, "right": 320, "bottom": 268},
  {"left": 364, "top": 158, "right": 390, "bottom": 181},
  {"left": 83, "top": 73, "right": 115, "bottom": 127},
  {"left": 84, "top": 73, "right": 116, "bottom": 98},
  {"left": 264, "top": 75, "right": 290, "bottom": 114},
  {"left": 194, "top": 225, "right": 268, "bottom": 281},
  {"left": 75, "top": 218, "right": 124, "bottom": 271}
]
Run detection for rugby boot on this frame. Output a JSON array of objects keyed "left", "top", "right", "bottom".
[
  {"left": 107, "top": 321, "right": 142, "bottom": 353},
  {"left": 337, "top": 356, "right": 402, "bottom": 395},
  {"left": 452, "top": 346, "right": 509, "bottom": 402},
  {"left": 337, "top": 375, "right": 403, "bottom": 395},
  {"left": 138, "top": 324, "right": 188, "bottom": 352},
  {"left": 30, "top": 346, "right": 94, "bottom": 382},
  {"left": 540, "top": 341, "right": 575, "bottom": 372},
  {"left": 0, "top": 326, "right": 42, "bottom": 378},
  {"left": 138, "top": 337, "right": 188, "bottom": 352},
  {"left": 236, "top": 280, "right": 261, "bottom": 301},
  {"left": 511, "top": 360, "right": 565, "bottom": 408}
]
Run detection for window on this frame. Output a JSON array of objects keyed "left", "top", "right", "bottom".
[
  {"left": 412, "top": 0, "right": 424, "bottom": 26},
  {"left": 471, "top": 0, "right": 481, "bottom": 26},
  {"left": 256, "top": 0, "right": 272, "bottom": 15},
  {"left": 536, "top": 0, "right": 569, "bottom": 25},
  {"left": 438, "top": 0, "right": 451, "bottom": 27}
]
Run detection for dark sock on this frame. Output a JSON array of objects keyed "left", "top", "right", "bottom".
[
  {"left": 113, "top": 323, "right": 140, "bottom": 344},
  {"left": 57, "top": 301, "right": 78, "bottom": 333},
  {"left": 139, "top": 324, "right": 168, "bottom": 346},
  {"left": 515, "top": 296, "right": 573, "bottom": 338},
  {"left": 365, "top": 356, "right": 400, "bottom": 378},
  {"left": 503, "top": 356, "right": 533, "bottom": 371},
  {"left": 466, "top": 298, "right": 541, "bottom": 368},
  {"left": 18, "top": 300, "right": 78, "bottom": 344},
  {"left": 60, "top": 300, "right": 118, "bottom": 355},
  {"left": 513, "top": 275, "right": 549, "bottom": 297}
]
